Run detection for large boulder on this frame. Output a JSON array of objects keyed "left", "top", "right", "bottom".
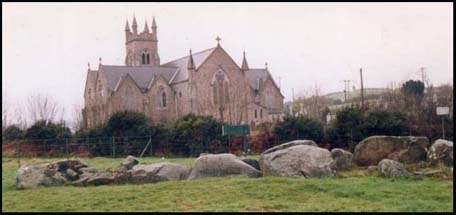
[
  {"left": 128, "top": 169, "right": 167, "bottom": 184},
  {"left": 377, "top": 159, "right": 410, "bottom": 177},
  {"left": 330, "top": 148, "right": 354, "bottom": 171},
  {"left": 188, "top": 153, "right": 262, "bottom": 180},
  {"left": 354, "top": 136, "right": 429, "bottom": 166},
  {"left": 259, "top": 143, "right": 335, "bottom": 178},
  {"left": 16, "top": 164, "right": 66, "bottom": 189},
  {"left": 428, "top": 139, "right": 453, "bottom": 166},
  {"left": 86, "top": 171, "right": 115, "bottom": 186},
  {"left": 262, "top": 140, "right": 318, "bottom": 155},
  {"left": 132, "top": 162, "right": 191, "bottom": 181},
  {"left": 121, "top": 155, "right": 139, "bottom": 170}
]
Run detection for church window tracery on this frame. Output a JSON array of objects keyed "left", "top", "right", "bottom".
[
  {"left": 211, "top": 70, "right": 230, "bottom": 106},
  {"left": 158, "top": 87, "right": 167, "bottom": 108},
  {"left": 142, "top": 50, "right": 151, "bottom": 65}
]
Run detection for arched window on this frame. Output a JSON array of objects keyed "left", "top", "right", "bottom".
[
  {"left": 162, "top": 92, "right": 167, "bottom": 107},
  {"left": 254, "top": 109, "right": 257, "bottom": 118},
  {"left": 260, "top": 109, "right": 263, "bottom": 118},
  {"left": 158, "top": 87, "right": 167, "bottom": 108},
  {"left": 142, "top": 50, "right": 150, "bottom": 65},
  {"left": 224, "top": 84, "right": 229, "bottom": 103},
  {"left": 212, "top": 83, "right": 218, "bottom": 105},
  {"left": 211, "top": 70, "right": 230, "bottom": 106}
]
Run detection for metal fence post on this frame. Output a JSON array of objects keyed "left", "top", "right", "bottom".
[
  {"left": 66, "top": 138, "right": 69, "bottom": 159},
  {"left": 16, "top": 140, "right": 21, "bottom": 168},
  {"left": 149, "top": 135, "right": 153, "bottom": 157},
  {"left": 86, "top": 137, "right": 90, "bottom": 158},
  {"left": 112, "top": 137, "right": 116, "bottom": 158}
]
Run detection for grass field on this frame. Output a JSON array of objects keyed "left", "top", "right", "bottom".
[{"left": 2, "top": 157, "right": 454, "bottom": 212}]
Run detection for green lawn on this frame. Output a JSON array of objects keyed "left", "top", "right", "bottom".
[{"left": 2, "top": 157, "right": 453, "bottom": 212}]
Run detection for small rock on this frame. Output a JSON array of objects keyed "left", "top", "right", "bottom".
[
  {"left": 65, "top": 169, "right": 78, "bottom": 180},
  {"left": 242, "top": 159, "right": 260, "bottom": 171},
  {"left": 72, "top": 176, "right": 90, "bottom": 186},
  {"left": 367, "top": 165, "right": 377, "bottom": 173},
  {"left": 428, "top": 139, "right": 453, "bottom": 166},
  {"left": 377, "top": 159, "right": 410, "bottom": 177},
  {"left": 120, "top": 155, "right": 139, "bottom": 170},
  {"left": 114, "top": 171, "right": 131, "bottom": 184},
  {"left": 86, "top": 172, "right": 115, "bottom": 186}
]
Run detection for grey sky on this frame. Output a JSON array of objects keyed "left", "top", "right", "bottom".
[{"left": 2, "top": 2, "right": 453, "bottom": 124}]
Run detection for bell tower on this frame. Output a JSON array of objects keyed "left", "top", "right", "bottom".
[{"left": 124, "top": 16, "right": 160, "bottom": 66}]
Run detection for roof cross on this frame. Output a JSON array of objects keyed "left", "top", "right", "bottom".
[{"left": 216, "top": 36, "right": 221, "bottom": 45}]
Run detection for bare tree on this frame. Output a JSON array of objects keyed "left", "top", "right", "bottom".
[
  {"left": 26, "top": 92, "right": 63, "bottom": 124},
  {"left": 71, "top": 103, "right": 85, "bottom": 132}
]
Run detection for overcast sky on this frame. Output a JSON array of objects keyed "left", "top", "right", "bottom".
[{"left": 2, "top": 2, "right": 453, "bottom": 125}]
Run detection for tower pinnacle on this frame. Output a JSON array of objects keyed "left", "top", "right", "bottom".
[
  {"left": 187, "top": 49, "right": 195, "bottom": 70},
  {"left": 125, "top": 19, "right": 130, "bottom": 32},
  {"left": 132, "top": 15, "right": 138, "bottom": 33},
  {"left": 241, "top": 50, "right": 249, "bottom": 71},
  {"left": 143, "top": 20, "right": 149, "bottom": 33}
]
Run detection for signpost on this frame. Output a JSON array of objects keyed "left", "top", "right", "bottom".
[
  {"left": 436, "top": 107, "right": 449, "bottom": 139},
  {"left": 222, "top": 124, "right": 250, "bottom": 153}
]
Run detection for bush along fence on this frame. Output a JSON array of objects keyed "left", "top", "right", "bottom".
[{"left": 2, "top": 134, "right": 283, "bottom": 163}]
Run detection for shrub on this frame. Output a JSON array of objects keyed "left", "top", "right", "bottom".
[
  {"left": 169, "top": 114, "right": 224, "bottom": 156},
  {"left": 362, "top": 110, "right": 409, "bottom": 136},
  {"left": 274, "top": 115, "right": 324, "bottom": 143},
  {"left": 3, "top": 125, "right": 25, "bottom": 141},
  {"left": 248, "top": 122, "right": 277, "bottom": 153},
  {"left": 24, "top": 120, "right": 72, "bottom": 140},
  {"left": 105, "top": 111, "right": 151, "bottom": 137},
  {"left": 327, "top": 107, "right": 410, "bottom": 150}
]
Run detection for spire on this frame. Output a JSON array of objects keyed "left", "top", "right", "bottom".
[
  {"left": 265, "top": 62, "right": 268, "bottom": 71},
  {"left": 132, "top": 15, "right": 138, "bottom": 33},
  {"left": 152, "top": 16, "right": 157, "bottom": 28},
  {"left": 125, "top": 19, "right": 130, "bottom": 32},
  {"left": 99, "top": 57, "right": 102, "bottom": 65},
  {"left": 187, "top": 49, "right": 195, "bottom": 70},
  {"left": 88, "top": 62, "right": 91, "bottom": 70},
  {"left": 151, "top": 16, "right": 157, "bottom": 40},
  {"left": 241, "top": 50, "right": 249, "bottom": 71},
  {"left": 143, "top": 20, "right": 149, "bottom": 33}
]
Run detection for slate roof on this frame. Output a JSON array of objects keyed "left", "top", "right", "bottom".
[
  {"left": 246, "top": 68, "right": 284, "bottom": 98},
  {"left": 162, "top": 47, "right": 217, "bottom": 83},
  {"left": 100, "top": 65, "right": 178, "bottom": 92},
  {"left": 246, "top": 69, "right": 269, "bottom": 90}
]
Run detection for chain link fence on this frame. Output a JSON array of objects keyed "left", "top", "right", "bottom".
[{"left": 3, "top": 134, "right": 282, "bottom": 168}]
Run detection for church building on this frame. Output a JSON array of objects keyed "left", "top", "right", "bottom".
[{"left": 82, "top": 16, "right": 284, "bottom": 129}]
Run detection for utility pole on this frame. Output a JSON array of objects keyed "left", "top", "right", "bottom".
[
  {"left": 360, "top": 68, "right": 365, "bottom": 109},
  {"left": 419, "top": 67, "right": 427, "bottom": 87},
  {"left": 292, "top": 88, "right": 295, "bottom": 116},
  {"left": 343, "top": 80, "right": 353, "bottom": 102}
]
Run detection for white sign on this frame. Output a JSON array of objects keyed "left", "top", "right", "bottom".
[{"left": 436, "top": 107, "right": 449, "bottom": 115}]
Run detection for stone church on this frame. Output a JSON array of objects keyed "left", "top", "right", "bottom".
[{"left": 82, "top": 16, "right": 284, "bottom": 129}]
